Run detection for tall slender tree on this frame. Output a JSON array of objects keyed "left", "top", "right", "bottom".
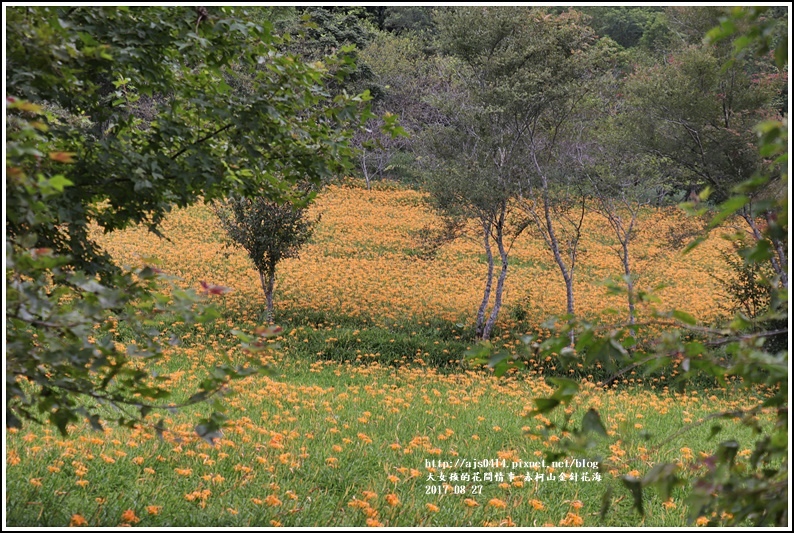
[{"left": 423, "top": 7, "right": 615, "bottom": 338}]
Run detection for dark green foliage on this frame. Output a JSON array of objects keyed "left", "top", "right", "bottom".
[
  {"left": 714, "top": 240, "right": 774, "bottom": 320},
  {"left": 712, "top": 240, "right": 788, "bottom": 354},
  {"left": 6, "top": 6, "right": 368, "bottom": 275},
  {"left": 5, "top": 6, "right": 370, "bottom": 435},
  {"left": 624, "top": 45, "right": 783, "bottom": 204},
  {"left": 578, "top": 7, "right": 665, "bottom": 48},
  {"left": 382, "top": 7, "right": 435, "bottom": 35},
  {"left": 263, "top": 308, "right": 475, "bottom": 370},
  {"left": 283, "top": 7, "right": 377, "bottom": 98},
  {"left": 301, "top": 7, "right": 373, "bottom": 54},
  {"left": 638, "top": 12, "right": 675, "bottom": 54},
  {"left": 297, "top": 325, "right": 470, "bottom": 369}
]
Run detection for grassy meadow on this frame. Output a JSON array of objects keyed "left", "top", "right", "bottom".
[{"left": 5, "top": 180, "right": 776, "bottom": 527}]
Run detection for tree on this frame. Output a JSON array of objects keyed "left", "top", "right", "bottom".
[
  {"left": 575, "top": 86, "right": 670, "bottom": 326},
  {"left": 712, "top": 239, "right": 776, "bottom": 321},
  {"left": 577, "top": 6, "right": 665, "bottom": 49},
  {"left": 5, "top": 6, "right": 372, "bottom": 435},
  {"left": 421, "top": 7, "right": 534, "bottom": 341},
  {"left": 274, "top": 7, "right": 421, "bottom": 189},
  {"left": 381, "top": 7, "right": 435, "bottom": 35},
  {"left": 213, "top": 195, "right": 317, "bottom": 324},
  {"left": 6, "top": 6, "right": 368, "bottom": 275},
  {"left": 469, "top": 6, "right": 788, "bottom": 526},
  {"left": 421, "top": 111, "right": 525, "bottom": 341},
  {"left": 355, "top": 30, "right": 446, "bottom": 187},
  {"left": 624, "top": 35, "right": 787, "bottom": 286},
  {"left": 425, "top": 7, "right": 616, "bottom": 339},
  {"left": 280, "top": 6, "right": 377, "bottom": 100},
  {"left": 519, "top": 35, "right": 620, "bottom": 330},
  {"left": 580, "top": 149, "right": 666, "bottom": 326}
]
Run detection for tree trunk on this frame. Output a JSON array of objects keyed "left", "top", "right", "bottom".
[
  {"left": 259, "top": 269, "right": 276, "bottom": 324},
  {"left": 538, "top": 171, "right": 575, "bottom": 343},
  {"left": 742, "top": 211, "right": 786, "bottom": 287},
  {"left": 773, "top": 239, "right": 788, "bottom": 289},
  {"left": 482, "top": 218, "right": 508, "bottom": 341},
  {"left": 361, "top": 148, "right": 371, "bottom": 190},
  {"left": 622, "top": 239, "right": 635, "bottom": 325},
  {"left": 562, "top": 273, "right": 574, "bottom": 315},
  {"left": 528, "top": 149, "right": 577, "bottom": 343},
  {"left": 541, "top": 175, "right": 575, "bottom": 318},
  {"left": 476, "top": 220, "right": 494, "bottom": 338}
]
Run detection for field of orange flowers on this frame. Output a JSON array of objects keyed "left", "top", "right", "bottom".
[
  {"left": 6, "top": 181, "right": 774, "bottom": 527},
  {"left": 93, "top": 179, "right": 732, "bottom": 327}
]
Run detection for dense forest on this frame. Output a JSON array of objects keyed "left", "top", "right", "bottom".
[{"left": 5, "top": 5, "right": 789, "bottom": 528}]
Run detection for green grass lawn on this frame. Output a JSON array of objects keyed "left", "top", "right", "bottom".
[{"left": 5, "top": 312, "right": 775, "bottom": 527}]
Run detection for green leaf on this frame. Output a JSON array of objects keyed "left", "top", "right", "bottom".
[
  {"left": 46, "top": 175, "right": 74, "bottom": 192},
  {"left": 197, "top": 306, "right": 220, "bottom": 324},
  {"left": 740, "top": 239, "right": 773, "bottom": 264},
  {"left": 622, "top": 475, "right": 644, "bottom": 516},
  {"left": 87, "top": 414, "right": 104, "bottom": 432},
  {"left": 195, "top": 411, "right": 227, "bottom": 445},
  {"left": 581, "top": 408, "right": 607, "bottom": 437},
  {"left": 717, "top": 440, "right": 739, "bottom": 465},
  {"left": 492, "top": 360, "right": 511, "bottom": 378},
  {"left": 464, "top": 341, "right": 492, "bottom": 364},
  {"left": 698, "top": 186, "right": 712, "bottom": 202},
  {"left": 49, "top": 408, "right": 76, "bottom": 437},
  {"left": 549, "top": 377, "right": 580, "bottom": 404},
  {"left": 708, "top": 195, "right": 748, "bottom": 229},
  {"left": 533, "top": 397, "right": 560, "bottom": 413},
  {"left": 682, "top": 235, "right": 708, "bottom": 255},
  {"left": 487, "top": 350, "right": 511, "bottom": 368},
  {"left": 642, "top": 463, "right": 680, "bottom": 501},
  {"left": 684, "top": 342, "right": 706, "bottom": 357},
  {"left": 672, "top": 310, "right": 697, "bottom": 325}
]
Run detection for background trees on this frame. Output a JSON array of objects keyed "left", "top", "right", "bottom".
[
  {"left": 467, "top": 5, "right": 788, "bottom": 526},
  {"left": 579, "top": 147, "right": 665, "bottom": 326},
  {"left": 624, "top": 33, "right": 787, "bottom": 286},
  {"left": 573, "top": 72, "right": 670, "bottom": 325},
  {"left": 428, "top": 7, "right": 618, "bottom": 331},
  {"left": 420, "top": 6, "right": 547, "bottom": 340},
  {"left": 354, "top": 32, "right": 442, "bottom": 187},
  {"left": 420, "top": 107, "right": 522, "bottom": 341},
  {"left": 576, "top": 6, "right": 665, "bottom": 49}
]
